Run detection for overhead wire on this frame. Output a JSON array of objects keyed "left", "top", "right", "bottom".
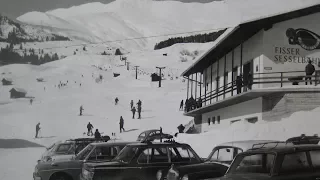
[{"left": 12, "top": 26, "right": 231, "bottom": 51}]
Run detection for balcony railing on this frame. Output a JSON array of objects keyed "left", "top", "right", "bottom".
[{"left": 185, "top": 70, "right": 320, "bottom": 113}]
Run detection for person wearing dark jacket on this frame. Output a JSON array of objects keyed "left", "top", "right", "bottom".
[
  {"left": 131, "top": 107, "right": 136, "bottom": 119},
  {"left": 236, "top": 76, "right": 243, "bottom": 94},
  {"left": 35, "top": 122, "right": 41, "bottom": 138},
  {"left": 94, "top": 129, "right": 101, "bottom": 139},
  {"left": 305, "top": 60, "right": 315, "bottom": 85},
  {"left": 115, "top": 97, "right": 119, "bottom": 105},
  {"left": 137, "top": 106, "right": 141, "bottom": 119},
  {"left": 177, "top": 124, "right": 185, "bottom": 133},
  {"left": 130, "top": 100, "right": 134, "bottom": 109},
  {"left": 80, "top": 105, "right": 84, "bottom": 116},
  {"left": 87, "top": 122, "right": 94, "bottom": 136},
  {"left": 247, "top": 72, "right": 253, "bottom": 90},
  {"left": 184, "top": 99, "right": 189, "bottom": 112},
  {"left": 179, "top": 100, "right": 184, "bottom": 111},
  {"left": 137, "top": 100, "right": 142, "bottom": 107},
  {"left": 119, "top": 116, "right": 125, "bottom": 133}
]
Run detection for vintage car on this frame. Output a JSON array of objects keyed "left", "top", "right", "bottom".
[
  {"left": 80, "top": 141, "right": 227, "bottom": 180},
  {"left": 33, "top": 141, "right": 134, "bottom": 180},
  {"left": 286, "top": 134, "right": 320, "bottom": 145},
  {"left": 40, "top": 137, "right": 111, "bottom": 162},
  {"left": 158, "top": 140, "right": 282, "bottom": 180},
  {"left": 137, "top": 129, "right": 173, "bottom": 142},
  {"left": 208, "top": 142, "right": 320, "bottom": 180}
]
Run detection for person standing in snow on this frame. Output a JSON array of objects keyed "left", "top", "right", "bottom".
[
  {"left": 137, "top": 105, "right": 142, "bottom": 119},
  {"left": 30, "top": 98, "right": 33, "bottom": 105},
  {"left": 179, "top": 100, "right": 183, "bottom": 111},
  {"left": 94, "top": 129, "right": 101, "bottom": 139},
  {"left": 35, "top": 122, "right": 41, "bottom": 138},
  {"left": 87, "top": 122, "right": 94, "bottom": 136},
  {"left": 130, "top": 100, "right": 134, "bottom": 109},
  {"left": 119, "top": 116, "right": 125, "bottom": 133},
  {"left": 137, "top": 100, "right": 142, "bottom": 107},
  {"left": 131, "top": 107, "right": 136, "bottom": 119},
  {"left": 305, "top": 60, "right": 315, "bottom": 85},
  {"left": 80, "top": 105, "right": 84, "bottom": 116},
  {"left": 115, "top": 97, "right": 119, "bottom": 105},
  {"left": 236, "top": 75, "right": 243, "bottom": 94}
]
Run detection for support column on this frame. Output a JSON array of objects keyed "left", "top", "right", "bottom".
[
  {"left": 240, "top": 44, "right": 243, "bottom": 74},
  {"left": 200, "top": 73, "right": 202, "bottom": 99},
  {"left": 195, "top": 73, "right": 198, "bottom": 100},
  {"left": 231, "top": 50, "right": 234, "bottom": 96},
  {"left": 210, "top": 64, "right": 213, "bottom": 104},
  {"left": 216, "top": 59, "right": 219, "bottom": 102},
  {"left": 204, "top": 69, "right": 207, "bottom": 106},
  {"left": 224, "top": 55, "right": 227, "bottom": 99},
  {"left": 191, "top": 74, "right": 193, "bottom": 98},
  {"left": 187, "top": 76, "right": 190, "bottom": 100}
]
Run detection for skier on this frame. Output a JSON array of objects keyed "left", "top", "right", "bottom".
[
  {"left": 35, "top": 122, "right": 41, "bottom": 138},
  {"left": 137, "top": 100, "right": 142, "bottom": 107},
  {"left": 115, "top": 97, "right": 119, "bottom": 105},
  {"left": 119, "top": 116, "right": 125, "bottom": 133},
  {"left": 131, "top": 107, "right": 136, "bottom": 119},
  {"left": 137, "top": 105, "right": 142, "bottom": 119},
  {"left": 30, "top": 98, "right": 33, "bottom": 105},
  {"left": 94, "top": 129, "right": 101, "bottom": 139},
  {"left": 87, "top": 122, "right": 94, "bottom": 136},
  {"left": 179, "top": 100, "right": 183, "bottom": 111},
  {"left": 130, "top": 100, "right": 134, "bottom": 109},
  {"left": 80, "top": 105, "right": 84, "bottom": 116}
]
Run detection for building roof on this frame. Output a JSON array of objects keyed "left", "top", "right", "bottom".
[
  {"left": 181, "top": 4, "right": 320, "bottom": 76},
  {"left": 10, "top": 88, "right": 27, "bottom": 94},
  {"left": 2, "top": 78, "right": 13, "bottom": 82}
]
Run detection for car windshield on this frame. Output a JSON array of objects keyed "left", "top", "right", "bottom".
[
  {"left": 228, "top": 153, "right": 275, "bottom": 175},
  {"left": 75, "top": 145, "right": 94, "bottom": 160},
  {"left": 113, "top": 146, "right": 139, "bottom": 163}
]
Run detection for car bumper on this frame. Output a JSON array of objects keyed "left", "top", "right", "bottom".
[{"left": 33, "top": 173, "right": 42, "bottom": 180}]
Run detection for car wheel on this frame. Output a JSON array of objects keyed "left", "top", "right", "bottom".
[{"left": 50, "top": 173, "right": 72, "bottom": 180}]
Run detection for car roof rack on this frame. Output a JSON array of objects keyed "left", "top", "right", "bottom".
[
  {"left": 251, "top": 141, "right": 286, "bottom": 150},
  {"left": 68, "top": 136, "right": 111, "bottom": 143},
  {"left": 286, "top": 134, "right": 320, "bottom": 145}
]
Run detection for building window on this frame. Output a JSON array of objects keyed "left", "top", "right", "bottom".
[
  {"left": 217, "top": 116, "right": 220, "bottom": 124},
  {"left": 246, "top": 117, "right": 258, "bottom": 124},
  {"left": 207, "top": 118, "right": 211, "bottom": 125},
  {"left": 212, "top": 117, "right": 216, "bottom": 124}
]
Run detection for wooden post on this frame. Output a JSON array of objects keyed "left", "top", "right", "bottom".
[
  {"left": 210, "top": 64, "right": 213, "bottom": 104},
  {"left": 231, "top": 50, "right": 234, "bottom": 96},
  {"left": 134, "top": 66, "right": 139, "bottom": 79},
  {"left": 187, "top": 76, "right": 190, "bottom": 99},
  {"left": 280, "top": 72, "right": 283, "bottom": 87},
  {"left": 156, "top": 67, "right": 166, "bottom": 87},
  {"left": 195, "top": 73, "right": 198, "bottom": 100},
  {"left": 191, "top": 74, "right": 193, "bottom": 97}
]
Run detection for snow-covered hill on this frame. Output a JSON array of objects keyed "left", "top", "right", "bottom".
[
  {"left": 0, "top": 15, "right": 69, "bottom": 43},
  {"left": 16, "top": 0, "right": 320, "bottom": 51}
]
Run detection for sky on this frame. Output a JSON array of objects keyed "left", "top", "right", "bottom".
[{"left": 0, "top": 0, "right": 214, "bottom": 19}]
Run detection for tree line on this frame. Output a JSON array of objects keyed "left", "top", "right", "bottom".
[
  {"left": 0, "top": 44, "right": 59, "bottom": 65},
  {"left": 154, "top": 29, "right": 227, "bottom": 50}
]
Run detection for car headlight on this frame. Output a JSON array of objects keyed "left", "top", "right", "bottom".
[
  {"left": 181, "top": 175, "right": 188, "bottom": 180},
  {"left": 156, "top": 170, "right": 162, "bottom": 180},
  {"left": 82, "top": 168, "right": 94, "bottom": 179}
]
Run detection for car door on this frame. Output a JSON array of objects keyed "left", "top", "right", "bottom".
[{"left": 123, "top": 147, "right": 171, "bottom": 180}]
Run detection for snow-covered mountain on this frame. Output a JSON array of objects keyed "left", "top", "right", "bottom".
[
  {"left": 0, "top": 14, "right": 69, "bottom": 43},
  {"left": 16, "top": 0, "right": 320, "bottom": 51}
]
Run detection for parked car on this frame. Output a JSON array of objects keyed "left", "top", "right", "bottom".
[
  {"left": 33, "top": 141, "right": 134, "bottom": 180},
  {"left": 208, "top": 143, "right": 320, "bottom": 180},
  {"left": 286, "top": 134, "right": 319, "bottom": 145},
  {"left": 80, "top": 140, "right": 227, "bottom": 180},
  {"left": 137, "top": 129, "right": 173, "bottom": 142},
  {"left": 158, "top": 140, "right": 282, "bottom": 180},
  {"left": 40, "top": 137, "right": 111, "bottom": 162}
]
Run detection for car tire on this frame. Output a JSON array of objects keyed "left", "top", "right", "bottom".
[{"left": 50, "top": 173, "right": 72, "bottom": 180}]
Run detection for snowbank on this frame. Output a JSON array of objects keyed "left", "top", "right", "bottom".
[{"left": 177, "top": 107, "right": 320, "bottom": 157}]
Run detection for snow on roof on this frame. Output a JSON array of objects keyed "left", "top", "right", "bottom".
[
  {"left": 2, "top": 78, "right": 13, "bottom": 81},
  {"left": 10, "top": 88, "right": 27, "bottom": 94}
]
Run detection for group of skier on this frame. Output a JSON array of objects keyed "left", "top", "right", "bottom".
[{"left": 131, "top": 100, "right": 142, "bottom": 119}]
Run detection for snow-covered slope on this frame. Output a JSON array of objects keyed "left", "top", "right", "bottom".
[{"left": 16, "top": 0, "right": 320, "bottom": 51}]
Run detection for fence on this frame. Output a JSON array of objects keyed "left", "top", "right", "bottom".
[{"left": 185, "top": 70, "right": 320, "bottom": 113}]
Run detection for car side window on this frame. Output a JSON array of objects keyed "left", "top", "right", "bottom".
[
  {"left": 137, "top": 148, "right": 152, "bottom": 163},
  {"left": 210, "top": 147, "right": 236, "bottom": 162},
  {"left": 169, "top": 147, "right": 197, "bottom": 163},
  {"left": 310, "top": 150, "right": 320, "bottom": 168},
  {"left": 56, "top": 144, "right": 71, "bottom": 153},
  {"left": 280, "top": 152, "right": 310, "bottom": 174}
]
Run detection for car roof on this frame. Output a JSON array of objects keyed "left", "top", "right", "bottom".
[
  {"left": 244, "top": 144, "right": 320, "bottom": 154},
  {"left": 216, "top": 140, "right": 281, "bottom": 151},
  {"left": 140, "top": 129, "right": 159, "bottom": 134},
  {"left": 126, "top": 141, "right": 189, "bottom": 147},
  {"left": 90, "top": 141, "right": 138, "bottom": 146}
]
